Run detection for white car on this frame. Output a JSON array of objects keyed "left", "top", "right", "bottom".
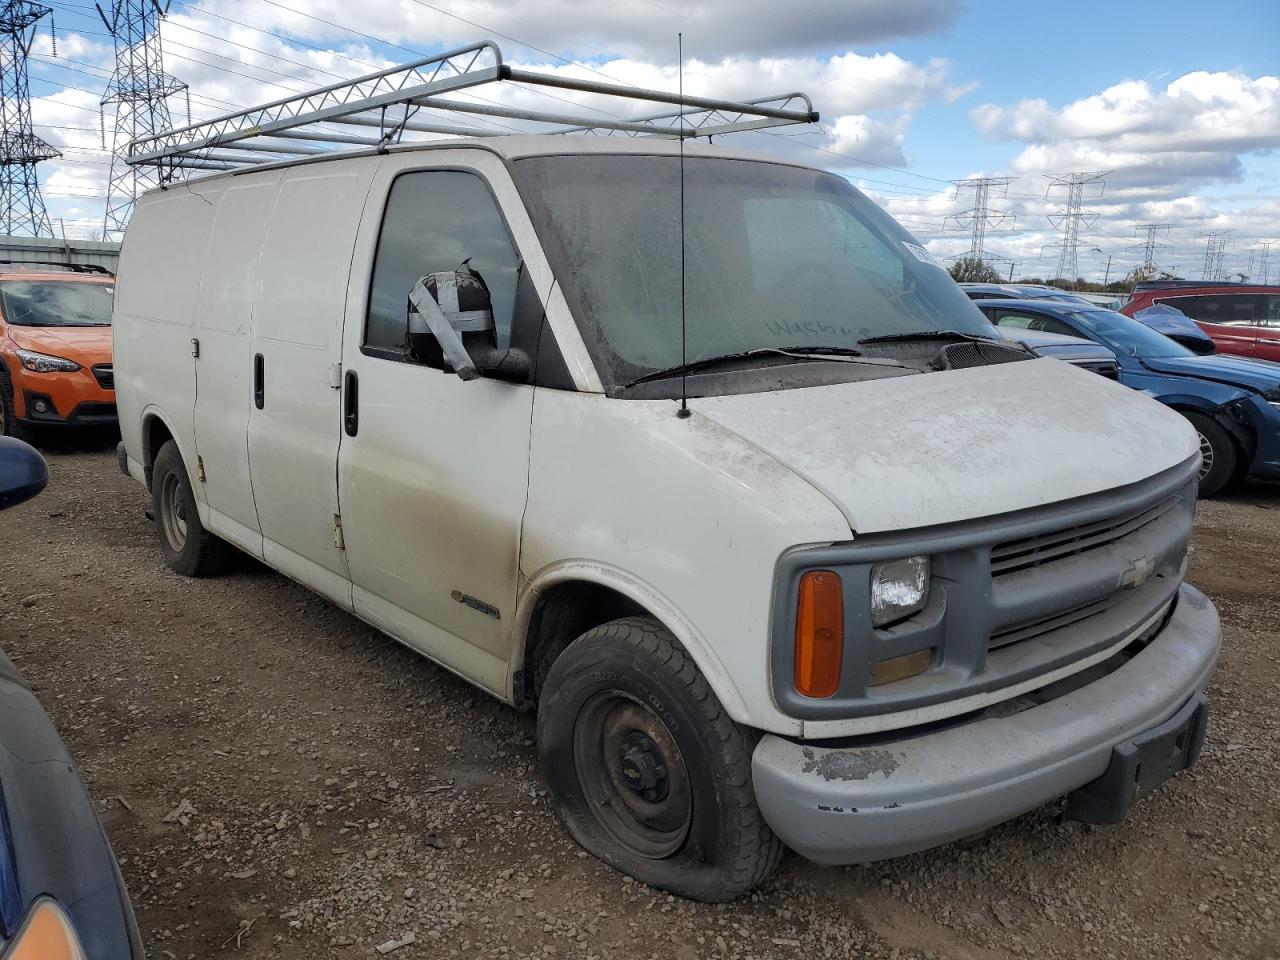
[{"left": 114, "top": 135, "right": 1219, "bottom": 901}]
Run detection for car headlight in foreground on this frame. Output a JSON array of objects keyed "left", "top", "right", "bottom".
[
  {"left": 15, "top": 349, "right": 80, "bottom": 374},
  {"left": 870, "top": 555, "right": 930, "bottom": 627},
  {"left": 1, "top": 899, "right": 87, "bottom": 960}
]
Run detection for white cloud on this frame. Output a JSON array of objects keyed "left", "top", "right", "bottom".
[{"left": 205, "top": 0, "right": 963, "bottom": 62}]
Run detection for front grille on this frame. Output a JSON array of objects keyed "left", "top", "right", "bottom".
[
  {"left": 92, "top": 364, "right": 114, "bottom": 390},
  {"left": 990, "top": 493, "right": 1181, "bottom": 578},
  {"left": 989, "top": 594, "right": 1123, "bottom": 649}
]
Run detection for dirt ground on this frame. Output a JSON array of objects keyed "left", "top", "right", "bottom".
[{"left": 1, "top": 432, "right": 1277, "bottom": 960}]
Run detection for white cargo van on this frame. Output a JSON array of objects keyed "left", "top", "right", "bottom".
[{"left": 113, "top": 53, "right": 1220, "bottom": 902}]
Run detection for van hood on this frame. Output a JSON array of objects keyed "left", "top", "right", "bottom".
[
  {"left": 690, "top": 358, "right": 1197, "bottom": 534},
  {"left": 1140, "top": 353, "right": 1280, "bottom": 394}
]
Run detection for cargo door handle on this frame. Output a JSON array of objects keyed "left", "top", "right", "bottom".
[
  {"left": 343, "top": 369, "right": 358, "bottom": 437},
  {"left": 253, "top": 353, "right": 265, "bottom": 409}
]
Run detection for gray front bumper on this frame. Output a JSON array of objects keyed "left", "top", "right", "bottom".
[{"left": 752, "top": 583, "right": 1221, "bottom": 865}]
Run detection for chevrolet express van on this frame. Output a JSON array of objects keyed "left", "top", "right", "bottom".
[{"left": 115, "top": 136, "right": 1220, "bottom": 901}]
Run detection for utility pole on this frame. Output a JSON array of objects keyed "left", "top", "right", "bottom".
[
  {"left": 1007, "top": 261, "right": 1016, "bottom": 282},
  {"left": 1044, "top": 171, "right": 1109, "bottom": 287},
  {"left": 0, "top": 2, "right": 59, "bottom": 237},
  {"left": 1091, "top": 248, "right": 1113, "bottom": 286},
  {"left": 944, "top": 176, "right": 1015, "bottom": 262},
  {"left": 99, "top": 0, "right": 187, "bottom": 240}
]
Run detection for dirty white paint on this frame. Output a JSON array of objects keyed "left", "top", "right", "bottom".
[{"left": 692, "top": 358, "right": 1199, "bottom": 534}]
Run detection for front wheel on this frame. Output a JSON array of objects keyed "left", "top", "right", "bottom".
[
  {"left": 1183, "top": 411, "right": 1239, "bottom": 498},
  {"left": 150, "top": 440, "right": 231, "bottom": 576},
  {"left": 0, "top": 367, "right": 34, "bottom": 443},
  {"left": 537, "top": 617, "right": 782, "bottom": 902}
]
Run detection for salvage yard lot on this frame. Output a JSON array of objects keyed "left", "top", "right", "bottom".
[{"left": 1, "top": 439, "right": 1277, "bottom": 960}]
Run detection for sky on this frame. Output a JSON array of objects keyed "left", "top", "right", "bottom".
[{"left": 26, "top": 0, "right": 1280, "bottom": 283}]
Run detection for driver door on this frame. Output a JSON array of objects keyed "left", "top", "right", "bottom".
[{"left": 336, "top": 157, "right": 535, "bottom": 696}]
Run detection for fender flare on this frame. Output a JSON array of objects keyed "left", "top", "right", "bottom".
[{"left": 512, "top": 559, "right": 753, "bottom": 725}]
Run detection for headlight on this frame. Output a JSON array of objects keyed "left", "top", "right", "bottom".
[
  {"left": 16, "top": 349, "right": 80, "bottom": 373},
  {"left": 870, "top": 556, "right": 930, "bottom": 627},
  {"left": 2, "top": 899, "right": 87, "bottom": 959}
]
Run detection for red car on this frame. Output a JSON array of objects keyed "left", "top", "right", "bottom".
[{"left": 1122, "top": 281, "right": 1280, "bottom": 363}]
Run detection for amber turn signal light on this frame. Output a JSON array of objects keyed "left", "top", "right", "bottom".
[
  {"left": 794, "top": 570, "right": 843, "bottom": 698},
  {"left": 6, "top": 899, "right": 87, "bottom": 960}
]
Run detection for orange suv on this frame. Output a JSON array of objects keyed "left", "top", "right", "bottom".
[{"left": 0, "top": 263, "right": 116, "bottom": 441}]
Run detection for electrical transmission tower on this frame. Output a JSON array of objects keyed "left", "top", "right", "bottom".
[
  {"left": 0, "top": 2, "right": 59, "bottom": 237},
  {"left": 944, "top": 176, "right": 1015, "bottom": 262},
  {"left": 1257, "top": 241, "right": 1274, "bottom": 285},
  {"left": 99, "top": 0, "right": 187, "bottom": 240},
  {"left": 1044, "top": 171, "right": 1108, "bottom": 282},
  {"left": 1198, "top": 232, "right": 1231, "bottom": 281},
  {"left": 1135, "top": 223, "right": 1174, "bottom": 278}
]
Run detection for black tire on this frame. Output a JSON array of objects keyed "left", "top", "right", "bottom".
[
  {"left": 537, "top": 616, "right": 782, "bottom": 902},
  {"left": 0, "top": 366, "right": 34, "bottom": 444},
  {"left": 150, "top": 440, "right": 231, "bottom": 576},
  {"left": 1184, "top": 412, "right": 1238, "bottom": 498}
]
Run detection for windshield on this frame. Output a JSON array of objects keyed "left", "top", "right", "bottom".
[
  {"left": 512, "top": 155, "right": 993, "bottom": 387},
  {"left": 0, "top": 280, "right": 114, "bottom": 327},
  {"left": 1067, "top": 309, "right": 1193, "bottom": 359}
]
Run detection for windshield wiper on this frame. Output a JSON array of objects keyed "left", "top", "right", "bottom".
[
  {"left": 858, "top": 330, "right": 1002, "bottom": 346},
  {"left": 625, "top": 345, "right": 895, "bottom": 388}
]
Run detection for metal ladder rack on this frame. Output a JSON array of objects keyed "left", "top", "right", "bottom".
[{"left": 125, "top": 40, "right": 819, "bottom": 178}]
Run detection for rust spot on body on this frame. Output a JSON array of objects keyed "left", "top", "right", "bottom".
[{"left": 801, "top": 746, "right": 900, "bottom": 781}]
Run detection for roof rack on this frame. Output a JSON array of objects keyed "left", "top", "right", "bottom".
[
  {"left": 126, "top": 41, "right": 819, "bottom": 179},
  {"left": 0, "top": 261, "right": 114, "bottom": 276}
]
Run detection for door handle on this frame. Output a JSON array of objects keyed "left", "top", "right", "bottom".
[
  {"left": 253, "top": 353, "right": 265, "bottom": 409},
  {"left": 343, "top": 369, "right": 358, "bottom": 437}
]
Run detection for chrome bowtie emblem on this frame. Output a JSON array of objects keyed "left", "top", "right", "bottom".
[{"left": 1118, "top": 555, "right": 1156, "bottom": 590}]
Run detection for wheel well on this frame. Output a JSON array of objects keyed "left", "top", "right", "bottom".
[
  {"left": 518, "top": 581, "right": 646, "bottom": 708},
  {"left": 1171, "top": 403, "right": 1254, "bottom": 469},
  {"left": 142, "top": 415, "right": 175, "bottom": 488}
]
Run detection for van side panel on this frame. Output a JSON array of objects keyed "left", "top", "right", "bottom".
[
  {"left": 192, "top": 178, "right": 280, "bottom": 557},
  {"left": 114, "top": 189, "right": 217, "bottom": 496},
  {"left": 246, "top": 164, "right": 376, "bottom": 609}
]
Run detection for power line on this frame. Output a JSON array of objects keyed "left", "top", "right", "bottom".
[{"left": 1198, "top": 231, "right": 1231, "bottom": 281}]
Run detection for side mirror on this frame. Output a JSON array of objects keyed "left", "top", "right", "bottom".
[
  {"left": 0, "top": 437, "right": 48, "bottom": 510},
  {"left": 407, "top": 266, "right": 533, "bottom": 384}
]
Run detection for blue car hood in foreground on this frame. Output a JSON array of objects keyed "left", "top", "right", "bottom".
[{"left": 1142, "top": 353, "right": 1280, "bottom": 394}]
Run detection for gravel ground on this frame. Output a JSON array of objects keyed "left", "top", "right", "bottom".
[{"left": 0, "top": 433, "right": 1277, "bottom": 960}]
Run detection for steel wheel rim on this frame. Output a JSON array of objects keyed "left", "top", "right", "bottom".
[
  {"left": 1197, "top": 431, "right": 1214, "bottom": 481},
  {"left": 159, "top": 473, "right": 188, "bottom": 552},
  {"left": 572, "top": 691, "right": 692, "bottom": 860}
]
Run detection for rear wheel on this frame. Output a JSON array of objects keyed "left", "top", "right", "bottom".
[
  {"left": 0, "top": 367, "right": 34, "bottom": 443},
  {"left": 151, "top": 440, "right": 231, "bottom": 576},
  {"left": 1184, "top": 411, "right": 1238, "bottom": 498},
  {"left": 537, "top": 616, "right": 781, "bottom": 902}
]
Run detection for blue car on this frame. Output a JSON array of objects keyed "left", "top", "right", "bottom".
[{"left": 973, "top": 298, "right": 1280, "bottom": 496}]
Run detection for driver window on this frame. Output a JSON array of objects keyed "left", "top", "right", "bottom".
[{"left": 365, "top": 170, "right": 521, "bottom": 366}]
